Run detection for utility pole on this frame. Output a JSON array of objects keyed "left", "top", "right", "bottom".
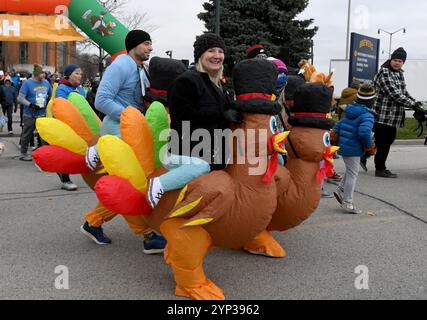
[
  {"left": 345, "top": 0, "right": 352, "bottom": 59},
  {"left": 215, "top": 0, "right": 221, "bottom": 35}
]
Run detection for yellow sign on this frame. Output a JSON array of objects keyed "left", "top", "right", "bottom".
[{"left": 0, "top": 14, "right": 85, "bottom": 42}]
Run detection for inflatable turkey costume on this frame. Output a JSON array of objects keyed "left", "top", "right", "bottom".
[{"left": 33, "top": 58, "right": 338, "bottom": 300}]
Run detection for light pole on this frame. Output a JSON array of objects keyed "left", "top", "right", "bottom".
[
  {"left": 377, "top": 28, "right": 406, "bottom": 58},
  {"left": 345, "top": 0, "right": 352, "bottom": 59},
  {"left": 215, "top": 0, "right": 221, "bottom": 35},
  {"left": 165, "top": 50, "right": 173, "bottom": 59}
]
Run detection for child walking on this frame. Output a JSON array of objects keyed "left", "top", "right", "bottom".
[{"left": 332, "top": 82, "right": 376, "bottom": 214}]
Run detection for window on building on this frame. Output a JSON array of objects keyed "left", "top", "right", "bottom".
[
  {"left": 42, "top": 43, "right": 49, "bottom": 66},
  {"left": 19, "top": 42, "right": 29, "bottom": 64},
  {"left": 59, "top": 42, "right": 67, "bottom": 71}
]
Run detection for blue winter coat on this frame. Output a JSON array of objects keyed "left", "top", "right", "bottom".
[{"left": 333, "top": 103, "right": 375, "bottom": 157}]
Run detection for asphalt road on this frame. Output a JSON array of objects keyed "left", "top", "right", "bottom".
[{"left": 0, "top": 125, "right": 426, "bottom": 300}]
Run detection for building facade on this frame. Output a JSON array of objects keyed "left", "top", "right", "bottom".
[{"left": 0, "top": 41, "right": 76, "bottom": 74}]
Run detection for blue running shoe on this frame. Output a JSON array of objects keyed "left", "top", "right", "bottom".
[
  {"left": 80, "top": 221, "right": 112, "bottom": 245},
  {"left": 143, "top": 232, "right": 166, "bottom": 254}
]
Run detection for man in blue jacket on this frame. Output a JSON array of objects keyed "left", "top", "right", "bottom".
[
  {"left": 332, "top": 82, "right": 376, "bottom": 214},
  {"left": 81, "top": 30, "right": 166, "bottom": 253}
]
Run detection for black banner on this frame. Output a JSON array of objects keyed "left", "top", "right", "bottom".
[{"left": 348, "top": 33, "right": 380, "bottom": 86}]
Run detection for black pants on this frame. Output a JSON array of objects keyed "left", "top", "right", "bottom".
[
  {"left": 57, "top": 173, "right": 71, "bottom": 183},
  {"left": 2, "top": 104, "right": 13, "bottom": 132},
  {"left": 374, "top": 123, "right": 397, "bottom": 171}
]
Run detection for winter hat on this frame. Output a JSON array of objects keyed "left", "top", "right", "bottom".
[
  {"left": 125, "top": 30, "right": 151, "bottom": 52},
  {"left": 391, "top": 47, "right": 407, "bottom": 62},
  {"left": 33, "top": 64, "right": 43, "bottom": 76},
  {"left": 356, "top": 81, "right": 377, "bottom": 108},
  {"left": 64, "top": 64, "right": 80, "bottom": 77},
  {"left": 245, "top": 45, "right": 268, "bottom": 59},
  {"left": 145, "top": 57, "right": 187, "bottom": 105},
  {"left": 289, "top": 83, "right": 335, "bottom": 130},
  {"left": 350, "top": 78, "right": 361, "bottom": 89},
  {"left": 232, "top": 59, "right": 280, "bottom": 115},
  {"left": 267, "top": 57, "right": 288, "bottom": 74},
  {"left": 193, "top": 33, "right": 226, "bottom": 63}
]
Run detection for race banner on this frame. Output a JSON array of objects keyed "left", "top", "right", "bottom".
[
  {"left": 348, "top": 32, "right": 380, "bottom": 86},
  {"left": 0, "top": 14, "right": 85, "bottom": 42}
]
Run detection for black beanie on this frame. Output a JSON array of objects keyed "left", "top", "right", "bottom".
[
  {"left": 126, "top": 30, "right": 151, "bottom": 52},
  {"left": 193, "top": 33, "right": 226, "bottom": 62},
  {"left": 391, "top": 47, "right": 407, "bottom": 62}
]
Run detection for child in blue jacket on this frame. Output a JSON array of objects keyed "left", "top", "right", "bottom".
[{"left": 332, "top": 82, "right": 376, "bottom": 214}]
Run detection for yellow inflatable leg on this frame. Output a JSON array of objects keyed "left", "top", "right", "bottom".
[
  {"left": 160, "top": 219, "right": 224, "bottom": 300},
  {"left": 243, "top": 230, "right": 286, "bottom": 258}
]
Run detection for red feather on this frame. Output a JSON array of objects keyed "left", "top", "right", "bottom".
[
  {"left": 33, "top": 146, "right": 90, "bottom": 174},
  {"left": 95, "top": 176, "right": 152, "bottom": 216}
]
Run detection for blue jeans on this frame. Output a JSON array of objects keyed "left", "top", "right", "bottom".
[{"left": 159, "top": 153, "right": 210, "bottom": 192}]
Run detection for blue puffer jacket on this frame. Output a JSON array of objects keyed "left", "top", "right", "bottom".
[{"left": 333, "top": 103, "right": 375, "bottom": 157}]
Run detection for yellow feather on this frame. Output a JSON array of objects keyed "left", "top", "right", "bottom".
[
  {"left": 174, "top": 185, "right": 189, "bottom": 208},
  {"left": 169, "top": 196, "right": 203, "bottom": 218},
  {"left": 183, "top": 218, "right": 214, "bottom": 227}
]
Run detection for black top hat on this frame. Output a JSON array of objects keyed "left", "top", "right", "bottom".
[
  {"left": 288, "top": 83, "right": 335, "bottom": 130},
  {"left": 145, "top": 57, "right": 187, "bottom": 105},
  {"left": 285, "top": 75, "right": 305, "bottom": 101},
  {"left": 232, "top": 59, "right": 281, "bottom": 115}
]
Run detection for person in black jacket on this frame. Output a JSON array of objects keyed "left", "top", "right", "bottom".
[{"left": 147, "top": 33, "right": 241, "bottom": 208}]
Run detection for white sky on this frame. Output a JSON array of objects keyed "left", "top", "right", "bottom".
[{"left": 124, "top": 0, "right": 427, "bottom": 71}]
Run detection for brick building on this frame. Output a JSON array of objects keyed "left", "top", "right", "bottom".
[{"left": 0, "top": 41, "right": 76, "bottom": 74}]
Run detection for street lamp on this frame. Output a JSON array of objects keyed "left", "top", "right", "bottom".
[
  {"left": 165, "top": 50, "right": 173, "bottom": 59},
  {"left": 377, "top": 27, "right": 406, "bottom": 58}
]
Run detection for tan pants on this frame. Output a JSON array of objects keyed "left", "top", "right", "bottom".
[{"left": 85, "top": 203, "right": 151, "bottom": 236}]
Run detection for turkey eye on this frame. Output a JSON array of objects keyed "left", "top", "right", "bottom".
[
  {"left": 270, "top": 117, "right": 278, "bottom": 133},
  {"left": 323, "top": 132, "right": 331, "bottom": 146}
]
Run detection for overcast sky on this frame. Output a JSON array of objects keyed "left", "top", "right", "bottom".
[{"left": 125, "top": 0, "right": 427, "bottom": 72}]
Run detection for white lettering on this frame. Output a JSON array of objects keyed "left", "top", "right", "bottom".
[
  {"left": 1, "top": 20, "right": 20, "bottom": 37},
  {"left": 355, "top": 265, "right": 369, "bottom": 290},
  {"left": 54, "top": 265, "right": 70, "bottom": 290}
]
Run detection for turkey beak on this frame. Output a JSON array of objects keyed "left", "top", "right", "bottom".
[
  {"left": 325, "top": 146, "right": 340, "bottom": 164},
  {"left": 273, "top": 131, "right": 290, "bottom": 154}
]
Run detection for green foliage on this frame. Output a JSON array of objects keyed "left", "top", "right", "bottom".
[{"left": 198, "top": 0, "right": 317, "bottom": 74}]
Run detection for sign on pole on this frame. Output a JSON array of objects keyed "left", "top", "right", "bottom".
[{"left": 348, "top": 32, "right": 380, "bottom": 86}]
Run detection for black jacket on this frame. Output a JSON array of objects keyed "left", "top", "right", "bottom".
[{"left": 168, "top": 69, "right": 231, "bottom": 170}]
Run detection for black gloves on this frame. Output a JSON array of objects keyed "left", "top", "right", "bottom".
[
  {"left": 413, "top": 108, "right": 426, "bottom": 123},
  {"left": 224, "top": 109, "right": 243, "bottom": 124},
  {"left": 29, "top": 103, "right": 40, "bottom": 111}
]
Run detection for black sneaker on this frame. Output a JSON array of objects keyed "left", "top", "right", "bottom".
[
  {"left": 360, "top": 156, "right": 368, "bottom": 172},
  {"left": 375, "top": 169, "right": 398, "bottom": 179},
  {"left": 80, "top": 221, "right": 112, "bottom": 245}
]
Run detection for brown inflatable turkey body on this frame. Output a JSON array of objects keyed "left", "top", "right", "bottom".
[{"left": 92, "top": 59, "right": 339, "bottom": 300}]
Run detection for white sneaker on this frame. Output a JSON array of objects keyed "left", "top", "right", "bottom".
[
  {"left": 62, "top": 181, "right": 78, "bottom": 191},
  {"left": 147, "top": 178, "right": 164, "bottom": 208},
  {"left": 340, "top": 202, "right": 362, "bottom": 214},
  {"left": 85, "top": 146, "right": 100, "bottom": 171}
]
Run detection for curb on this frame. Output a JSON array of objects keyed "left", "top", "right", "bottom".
[{"left": 394, "top": 139, "right": 426, "bottom": 146}]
